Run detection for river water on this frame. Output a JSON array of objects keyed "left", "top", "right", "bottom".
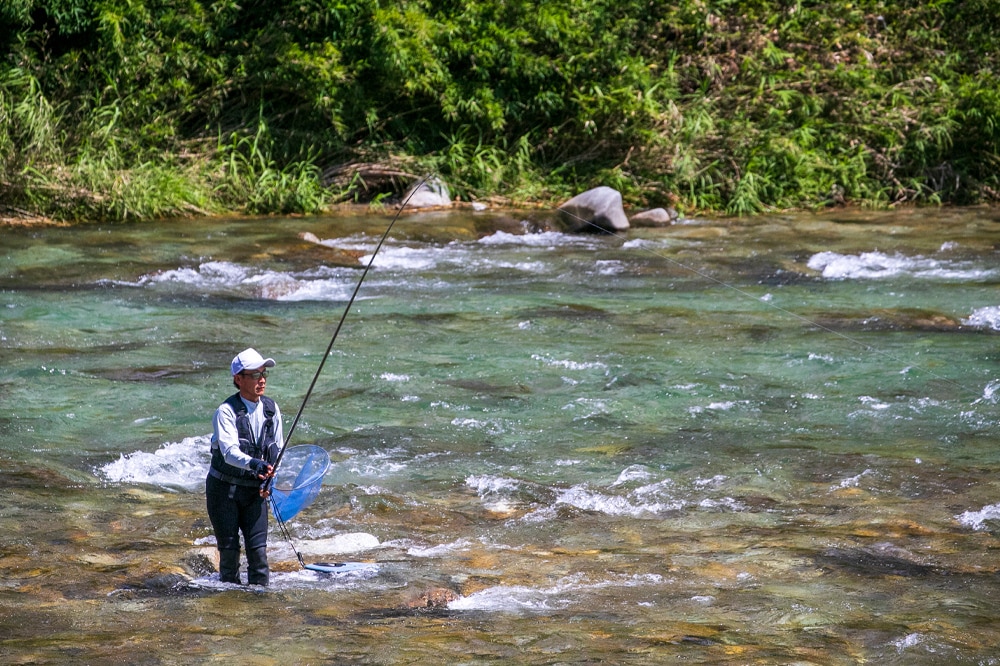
[{"left": 2, "top": 207, "right": 1000, "bottom": 664}]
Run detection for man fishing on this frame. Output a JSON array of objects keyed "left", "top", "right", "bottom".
[{"left": 206, "top": 348, "right": 284, "bottom": 586}]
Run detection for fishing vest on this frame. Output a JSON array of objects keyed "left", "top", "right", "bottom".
[{"left": 209, "top": 393, "right": 279, "bottom": 487}]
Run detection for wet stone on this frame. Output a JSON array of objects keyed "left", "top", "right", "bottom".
[
  {"left": 405, "top": 587, "right": 462, "bottom": 608},
  {"left": 180, "top": 548, "right": 218, "bottom": 577},
  {"left": 814, "top": 543, "right": 941, "bottom": 577}
]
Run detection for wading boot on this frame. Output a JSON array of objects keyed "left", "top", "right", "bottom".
[
  {"left": 219, "top": 549, "right": 241, "bottom": 584},
  {"left": 246, "top": 546, "right": 269, "bottom": 586}
]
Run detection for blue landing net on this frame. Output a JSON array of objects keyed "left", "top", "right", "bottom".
[{"left": 270, "top": 445, "right": 331, "bottom": 522}]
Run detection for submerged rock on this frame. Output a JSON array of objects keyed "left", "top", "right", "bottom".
[
  {"left": 181, "top": 547, "right": 219, "bottom": 577},
  {"left": 440, "top": 378, "right": 531, "bottom": 396},
  {"left": 133, "top": 573, "right": 191, "bottom": 590},
  {"left": 297, "top": 232, "right": 372, "bottom": 266},
  {"left": 405, "top": 587, "right": 461, "bottom": 608},
  {"left": 296, "top": 532, "right": 381, "bottom": 556},
  {"left": 268, "top": 533, "right": 381, "bottom": 572},
  {"left": 89, "top": 366, "right": 202, "bottom": 382},
  {"left": 814, "top": 308, "right": 966, "bottom": 332},
  {"left": 815, "top": 543, "right": 941, "bottom": 577}
]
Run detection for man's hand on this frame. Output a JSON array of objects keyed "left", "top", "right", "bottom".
[{"left": 249, "top": 458, "right": 274, "bottom": 481}]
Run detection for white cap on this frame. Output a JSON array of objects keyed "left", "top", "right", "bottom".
[{"left": 231, "top": 348, "right": 276, "bottom": 376}]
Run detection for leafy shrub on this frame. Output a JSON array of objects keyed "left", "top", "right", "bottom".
[{"left": 2, "top": 0, "right": 999, "bottom": 219}]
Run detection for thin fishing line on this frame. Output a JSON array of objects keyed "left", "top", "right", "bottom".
[
  {"left": 266, "top": 174, "right": 431, "bottom": 485},
  {"left": 269, "top": 495, "right": 309, "bottom": 568},
  {"left": 563, "top": 209, "right": 985, "bottom": 403},
  {"left": 262, "top": 174, "right": 432, "bottom": 572}
]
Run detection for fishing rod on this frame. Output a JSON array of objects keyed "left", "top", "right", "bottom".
[{"left": 262, "top": 174, "right": 431, "bottom": 498}]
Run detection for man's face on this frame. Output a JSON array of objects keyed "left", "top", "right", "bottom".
[{"left": 235, "top": 368, "right": 268, "bottom": 401}]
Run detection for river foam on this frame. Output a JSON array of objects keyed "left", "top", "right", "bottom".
[
  {"left": 955, "top": 503, "right": 1000, "bottom": 531},
  {"left": 807, "top": 250, "right": 995, "bottom": 280},
  {"left": 447, "top": 572, "right": 666, "bottom": 613},
  {"left": 122, "top": 232, "right": 598, "bottom": 300},
  {"left": 964, "top": 305, "right": 1000, "bottom": 331},
  {"left": 98, "top": 437, "right": 210, "bottom": 491}
]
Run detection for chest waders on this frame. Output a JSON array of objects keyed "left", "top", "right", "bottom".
[{"left": 206, "top": 393, "right": 279, "bottom": 585}]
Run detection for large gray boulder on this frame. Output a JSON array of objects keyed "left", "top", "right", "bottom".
[{"left": 558, "top": 186, "right": 630, "bottom": 233}]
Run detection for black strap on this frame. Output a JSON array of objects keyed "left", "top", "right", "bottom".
[
  {"left": 223, "top": 393, "right": 277, "bottom": 461},
  {"left": 208, "top": 466, "right": 260, "bottom": 488}
]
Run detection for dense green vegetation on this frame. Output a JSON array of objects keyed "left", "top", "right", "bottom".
[{"left": 2, "top": 0, "right": 999, "bottom": 220}]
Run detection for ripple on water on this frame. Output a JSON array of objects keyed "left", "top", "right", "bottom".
[{"left": 4, "top": 211, "right": 1000, "bottom": 663}]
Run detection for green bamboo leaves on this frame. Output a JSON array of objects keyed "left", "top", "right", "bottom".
[{"left": 2, "top": 0, "right": 999, "bottom": 220}]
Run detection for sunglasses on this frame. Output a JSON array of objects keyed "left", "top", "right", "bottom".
[{"left": 240, "top": 369, "right": 269, "bottom": 380}]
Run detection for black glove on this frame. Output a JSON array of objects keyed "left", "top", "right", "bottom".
[{"left": 248, "top": 458, "right": 270, "bottom": 476}]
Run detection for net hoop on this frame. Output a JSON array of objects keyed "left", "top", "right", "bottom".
[{"left": 269, "top": 445, "right": 331, "bottom": 522}]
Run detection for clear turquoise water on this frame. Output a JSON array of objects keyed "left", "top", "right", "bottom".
[{"left": 2, "top": 208, "right": 1000, "bottom": 664}]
